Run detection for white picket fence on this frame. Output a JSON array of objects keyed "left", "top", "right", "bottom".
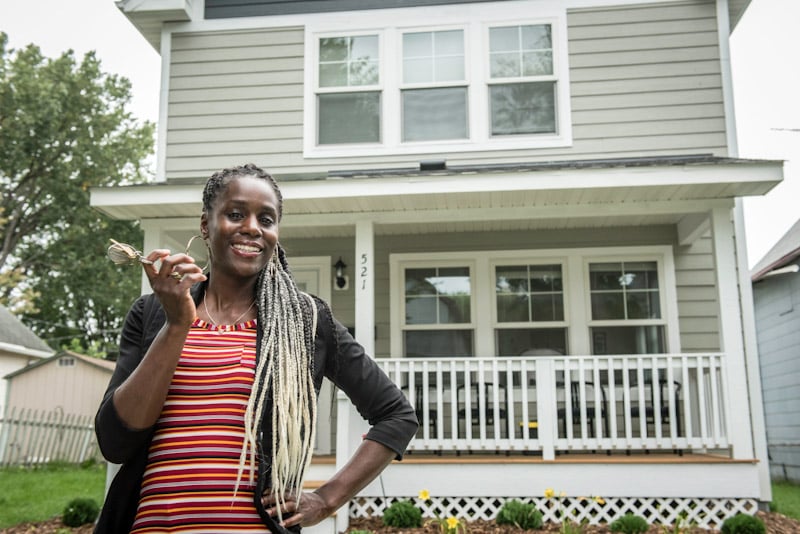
[{"left": 0, "top": 407, "right": 99, "bottom": 466}]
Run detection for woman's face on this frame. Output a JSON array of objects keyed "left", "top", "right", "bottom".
[{"left": 200, "top": 175, "right": 280, "bottom": 280}]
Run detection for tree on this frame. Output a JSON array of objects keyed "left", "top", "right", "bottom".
[{"left": 0, "top": 32, "right": 155, "bottom": 355}]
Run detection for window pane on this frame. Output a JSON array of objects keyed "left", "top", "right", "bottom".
[
  {"left": 403, "top": 87, "right": 468, "bottom": 141},
  {"left": 405, "top": 330, "right": 474, "bottom": 357},
  {"left": 591, "top": 326, "right": 665, "bottom": 355},
  {"left": 531, "top": 294, "right": 563, "bottom": 321},
  {"left": 406, "top": 295, "right": 437, "bottom": 324},
  {"left": 403, "top": 30, "right": 464, "bottom": 84},
  {"left": 404, "top": 57, "right": 433, "bottom": 84},
  {"left": 319, "top": 63, "right": 347, "bottom": 87},
  {"left": 319, "top": 35, "right": 378, "bottom": 88},
  {"left": 406, "top": 268, "right": 437, "bottom": 295},
  {"left": 490, "top": 52, "right": 521, "bottom": 78},
  {"left": 489, "top": 26, "right": 518, "bottom": 52},
  {"left": 522, "top": 50, "right": 553, "bottom": 76},
  {"left": 626, "top": 291, "right": 661, "bottom": 319},
  {"left": 591, "top": 293, "right": 625, "bottom": 320},
  {"left": 490, "top": 82, "right": 556, "bottom": 135},
  {"left": 404, "top": 266, "right": 471, "bottom": 325},
  {"left": 318, "top": 92, "right": 380, "bottom": 144},
  {"left": 497, "top": 294, "right": 529, "bottom": 322},
  {"left": 496, "top": 328, "right": 567, "bottom": 356},
  {"left": 590, "top": 263, "right": 624, "bottom": 290},
  {"left": 521, "top": 24, "right": 552, "bottom": 50},
  {"left": 625, "top": 262, "right": 659, "bottom": 289},
  {"left": 435, "top": 56, "right": 464, "bottom": 82},
  {"left": 530, "top": 265, "right": 562, "bottom": 291},
  {"left": 319, "top": 37, "right": 348, "bottom": 62}
]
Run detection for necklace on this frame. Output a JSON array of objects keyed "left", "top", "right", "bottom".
[{"left": 203, "top": 297, "right": 255, "bottom": 327}]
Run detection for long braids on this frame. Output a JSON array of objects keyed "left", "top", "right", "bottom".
[{"left": 204, "top": 165, "right": 317, "bottom": 519}]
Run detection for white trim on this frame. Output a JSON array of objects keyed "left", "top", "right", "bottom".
[
  {"left": 155, "top": 29, "right": 172, "bottom": 182},
  {"left": 0, "top": 342, "right": 52, "bottom": 360},
  {"left": 716, "top": 0, "right": 739, "bottom": 157},
  {"left": 301, "top": 3, "right": 571, "bottom": 158},
  {"left": 289, "top": 256, "right": 332, "bottom": 303},
  {"left": 390, "top": 245, "right": 679, "bottom": 358}
]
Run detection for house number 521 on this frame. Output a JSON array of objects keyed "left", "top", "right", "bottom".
[{"left": 360, "top": 253, "right": 368, "bottom": 290}]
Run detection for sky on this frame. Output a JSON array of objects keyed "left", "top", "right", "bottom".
[{"left": 1, "top": 0, "right": 798, "bottom": 269}]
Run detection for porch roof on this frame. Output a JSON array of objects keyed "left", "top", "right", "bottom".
[{"left": 91, "top": 155, "right": 782, "bottom": 239}]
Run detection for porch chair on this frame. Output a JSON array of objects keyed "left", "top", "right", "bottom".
[
  {"left": 628, "top": 376, "right": 683, "bottom": 435},
  {"left": 557, "top": 380, "right": 609, "bottom": 438},
  {"left": 456, "top": 381, "right": 508, "bottom": 436}
]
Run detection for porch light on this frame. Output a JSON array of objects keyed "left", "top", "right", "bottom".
[{"left": 334, "top": 257, "right": 348, "bottom": 290}]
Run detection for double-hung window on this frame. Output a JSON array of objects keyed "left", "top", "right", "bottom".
[
  {"left": 488, "top": 24, "right": 557, "bottom": 136},
  {"left": 494, "top": 263, "right": 567, "bottom": 356},
  {"left": 317, "top": 34, "right": 381, "bottom": 145},
  {"left": 402, "top": 265, "right": 474, "bottom": 357},
  {"left": 587, "top": 261, "right": 666, "bottom": 355},
  {"left": 401, "top": 29, "right": 467, "bottom": 142}
]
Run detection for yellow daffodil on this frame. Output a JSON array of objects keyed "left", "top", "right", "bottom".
[
  {"left": 544, "top": 488, "right": 555, "bottom": 498},
  {"left": 560, "top": 491, "right": 567, "bottom": 498},
  {"left": 446, "top": 517, "right": 460, "bottom": 530},
  {"left": 419, "top": 489, "right": 431, "bottom": 501},
  {"left": 594, "top": 496, "right": 605, "bottom": 505}
]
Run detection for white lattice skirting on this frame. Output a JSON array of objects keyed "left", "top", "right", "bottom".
[{"left": 351, "top": 496, "right": 760, "bottom": 530}]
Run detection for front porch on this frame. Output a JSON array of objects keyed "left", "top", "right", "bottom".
[{"left": 376, "top": 353, "right": 730, "bottom": 459}]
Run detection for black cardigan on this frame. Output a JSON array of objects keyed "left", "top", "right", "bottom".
[{"left": 94, "top": 281, "right": 418, "bottom": 533}]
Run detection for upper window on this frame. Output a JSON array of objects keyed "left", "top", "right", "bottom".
[
  {"left": 317, "top": 35, "right": 381, "bottom": 145},
  {"left": 305, "top": 5, "right": 570, "bottom": 157},
  {"left": 402, "top": 30, "right": 467, "bottom": 142},
  {"left": 488, "top": 25, "right": 556, "bottom": 136}
]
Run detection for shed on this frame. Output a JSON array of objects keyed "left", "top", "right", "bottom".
[
  {"left": 3, "top": 351, "right": 114, "bottom": 418},
  {"left": 751, "top": 218, "right": 800, "bottom": 483}
]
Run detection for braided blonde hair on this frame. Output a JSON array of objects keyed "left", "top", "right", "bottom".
[{"left": 204, "top": 165, "right": 317, "bottom": 519}]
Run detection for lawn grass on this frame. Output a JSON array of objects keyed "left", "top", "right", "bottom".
[
  {"left": 771, "top": 480, "right": 800, "bottom": 521},
  {"left": 0, "top": 461, "right": 106, "bottom": 529}
]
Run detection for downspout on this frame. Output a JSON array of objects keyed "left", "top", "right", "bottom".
[{"left": 717, "top": 0, "right": 772, "bottom": 506}]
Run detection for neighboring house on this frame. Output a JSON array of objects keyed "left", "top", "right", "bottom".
[
  {"left": 92, "top": 0, "right": 781, "bottom": 529},
  {"left": 1, "top": 351, "right": 114, "bottom": 465},
  {"left": 0, "top": 305, "right": 53, "bottom": 416},
  {"left": 751, "top": 218, "right": 800, "bottom": 484},
  {"left": 3, "top": 351, "right": 115, "bottom": 418}
]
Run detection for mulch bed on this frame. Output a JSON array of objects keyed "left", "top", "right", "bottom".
[{"left": 2, "top": 511, "right": 798, "bottom": 533}]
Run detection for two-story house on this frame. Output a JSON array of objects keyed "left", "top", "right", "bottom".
[{"left": 92, "top": 0, "right": 782, "bottom": 530}]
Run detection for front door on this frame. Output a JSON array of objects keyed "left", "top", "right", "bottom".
[{"left": 290, "top": 257, "right": 334, "bottom": 455}]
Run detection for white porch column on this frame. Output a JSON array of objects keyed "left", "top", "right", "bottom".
[
  {"left": 335, "top": 220, "right": 375, "bottom": 533},
  {"left": 710, "top": 205, "right": 754, "bottom": 459},
  {"left": 733, "top": 199, "right": 772, "bottom": 502}
]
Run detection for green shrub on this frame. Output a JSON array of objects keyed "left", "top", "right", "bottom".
[
  {"left": 62, "top": 497, "right": 99, "bottom": 527},
  {"left": 382, "top": 499, "right": 423, "bottom": 528},
  {"left": 609, "top": 513, "right": 649, "bottom": 533},
  {"left": 720, "top": 513, "right": 766, "bottom": 534},
  {"left": 495, "top": 499, "right": 543, "bottom": 530}
]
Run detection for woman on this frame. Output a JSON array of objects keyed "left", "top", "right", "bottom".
[{"left": 95, "top": 164, "right": 419, "bottom": 533}]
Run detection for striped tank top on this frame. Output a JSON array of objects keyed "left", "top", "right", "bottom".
[{"left": 131, "top": 318, "right": 268, "bottom": 533}]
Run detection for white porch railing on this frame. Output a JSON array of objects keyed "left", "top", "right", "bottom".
[{"left": 377, "top": 354, "right": 729, "bottom": 459}]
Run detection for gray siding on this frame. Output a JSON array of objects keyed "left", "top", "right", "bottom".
[
  {"left": 283, "top": 224, "right": 721, "bottom": 358},
  {"left": 674, "top": 234, "right": 721, "bottom": 352},
  {"left": 753, "top": 270, "right": 800, "bottom": 483},
  {"left": 164, "top": 0, "right": 727, "bottom": 180}
]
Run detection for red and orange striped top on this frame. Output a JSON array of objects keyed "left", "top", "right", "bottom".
[{"left": 131, "top": 318, "right": 268, "bottom": 533}]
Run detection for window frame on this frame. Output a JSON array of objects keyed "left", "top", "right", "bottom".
[
  {"left": 303, "top": 3, "right": 571, "bottom": 158},
  {"left": 396, "top": 259, "right": 477, "bottom": 358}
]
